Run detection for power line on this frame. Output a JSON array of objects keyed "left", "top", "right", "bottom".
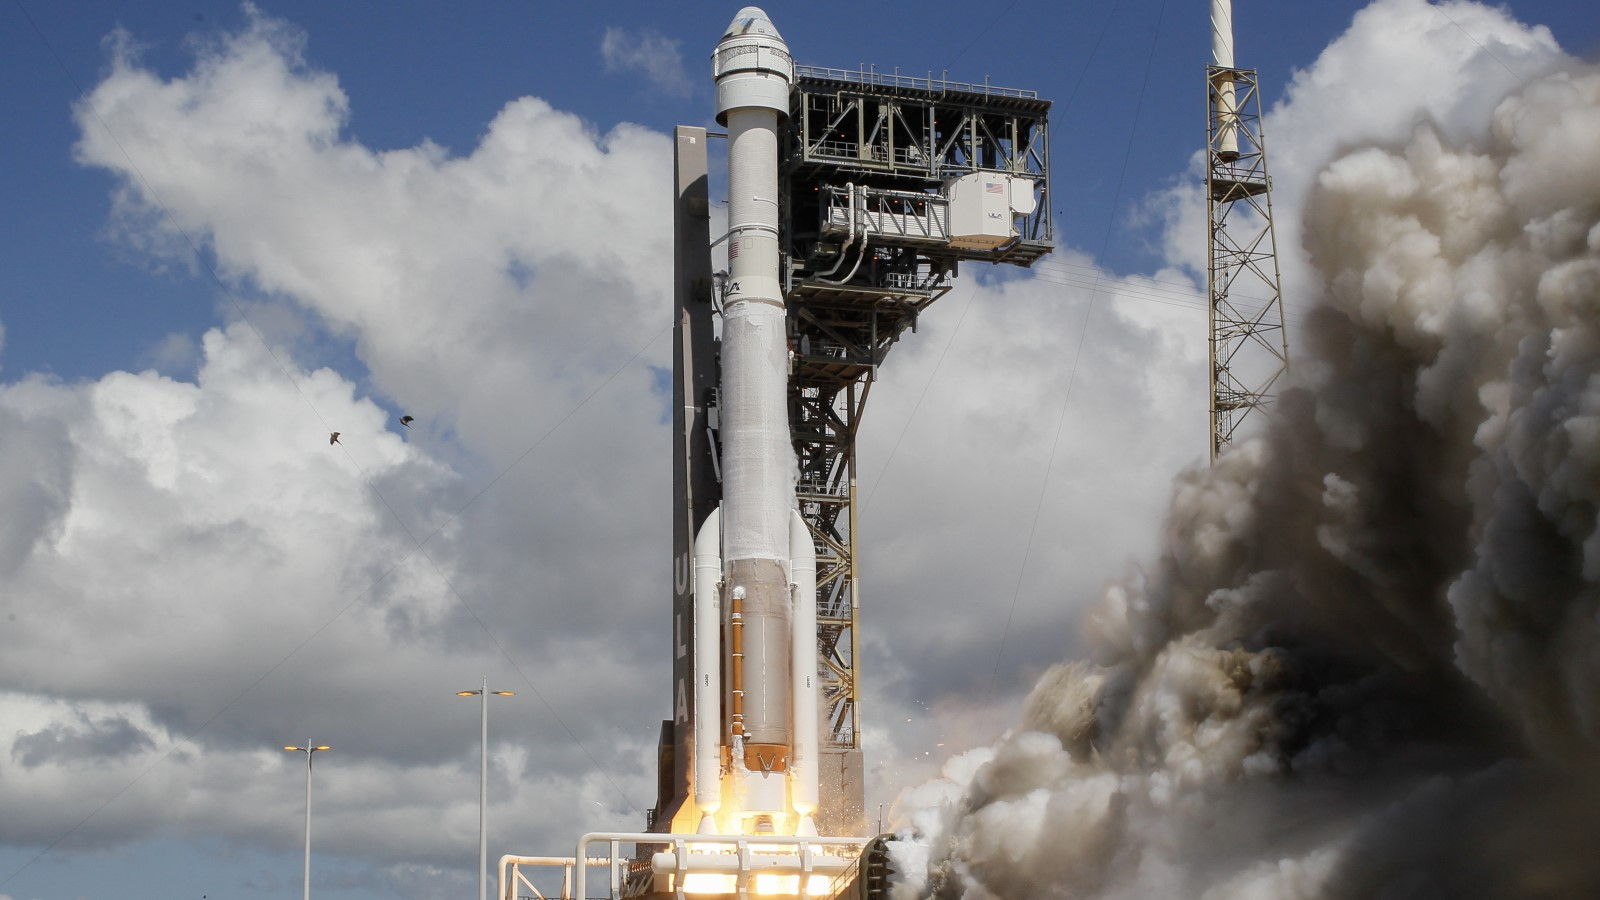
[
  {"left": 1432, "top": 4, "right": 1525, "bottom": 81},
  {"left": 860, "top": 281, "right": 975, "bottom": 510},
  {"left": 988, "top": 0, "right": 1171, "bottom": 700},
  {"left": 1030, "top": 268, "right": 1312, "bottom": 328},
  {"left": 864, "top": 0, "right": 1131, "bottom": 510},
  {"left": 946, "top": 0, "right": 1025, "bottom": 68},
  {"left": 3, "top": 5, "right": 652, "bottom": 886},
  {"left": 1034, "top": 256, "right": 1316, "bottom": 312}
]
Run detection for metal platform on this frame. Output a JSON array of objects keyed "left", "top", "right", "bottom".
[{"left": 499, "top": 833, "right": 892, "bottom": 900}]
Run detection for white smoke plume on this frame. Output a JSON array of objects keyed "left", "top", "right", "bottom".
[{"left": 890, "top": 61, "right": 1600, "bottom": 900}]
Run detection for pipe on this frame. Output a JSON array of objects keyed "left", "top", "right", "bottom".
[
  {"left": 729, "top": 586, "right": 746, "bottom": 742},
  {"left": 497, "top": 855, "right": 612, "bottom": 900},
  {"left": 1211, "top": 0, "right": 1240, "bottom": 160},
  {"left": 815, "top": 184, "right": 871, "bottom": 286},
  {"left": 813, "top": 182, "right": 858, "bottom": 280}
]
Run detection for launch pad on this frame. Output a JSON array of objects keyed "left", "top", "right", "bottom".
[
  {"left": 504, "top": 8, "right": 1049, "bottom": 898},
  {"left": 659, "top": 36, "right": 1054, "bottom": 841}
]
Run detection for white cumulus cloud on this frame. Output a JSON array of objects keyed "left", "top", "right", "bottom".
[{"left": 600, "top": 26, "right": 693, "bottom": 98}]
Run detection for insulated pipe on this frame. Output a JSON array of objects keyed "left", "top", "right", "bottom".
[
  {"left": 813, "top": 183, "right": 858, "bottom": 280},
  {"left": 692, "top": 508, "right": 724, "bottom": 831},
  {"left": 815, "top": 185, "right": 870, "bottom": 287},
  {"left": 714, "top": 7, "right": 794, "bottom": 784},
  {"left": 497, "top": 856, "right": 610, "bottom": 900},
  {"left": 1211, "top": 0, "right": 1240, "bottom": 159},
  {"left": 788, "top": 510, "right": 820, "bottom": 833},
  {"left": 729, "top": 587, "right": 746, "bottom": 742}
]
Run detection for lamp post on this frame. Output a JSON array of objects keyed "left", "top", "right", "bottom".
[
  {"left": 458, "top": 678, "right": 514, "bottom": 900},
  {"left": 283, "top": 742, "right": 330, "bottom": 900}
]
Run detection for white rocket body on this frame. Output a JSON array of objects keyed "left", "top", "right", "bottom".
[
  {"left": 691, "top": 508, "right": 723, "bottom": 826},
  {"left": 1211, "top": 0, "right": 1240, "bottom": 158},
  {"left": 690, "top": 6, "right": 820, "bottom": 837}
]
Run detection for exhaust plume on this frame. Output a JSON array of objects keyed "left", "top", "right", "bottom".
[{"left": 892, "top": 62, "right": 1600, "bottom": 900}]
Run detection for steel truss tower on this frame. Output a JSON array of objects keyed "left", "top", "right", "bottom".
[
  {"left": 781, "top": 67, "right": 1051, "bottom": 800},
  {"left": 1206, "top": 64, "right": 1288, "bottom": 461},
  {"left": 658, "top": 66, "right": 1051, "bottom": 839}
]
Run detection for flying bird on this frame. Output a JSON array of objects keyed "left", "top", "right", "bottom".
[
  {"left": 400, "top": 415, "right": 414, "bottom": 427},
  {"left": 329, "top": 432, "right": 341, "bottom": 445}
]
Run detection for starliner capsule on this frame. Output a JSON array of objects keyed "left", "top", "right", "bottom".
[{"left": 689, "top": 7, "right": 822, "bottom": 838}]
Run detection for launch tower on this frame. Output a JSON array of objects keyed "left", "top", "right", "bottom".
[
  {"left": 503, "top": 8, "right": 1050, "bottom": 898},
  {"left": 657, "top": 29, "right": 1052, "bottom": 843}
]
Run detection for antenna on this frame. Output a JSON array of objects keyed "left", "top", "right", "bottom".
[{"left": 1206, "top": 0, "right": 1289, "bottom": 461}]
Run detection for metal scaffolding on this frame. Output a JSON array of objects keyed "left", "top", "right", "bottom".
[
  {"left": 781, "top": 68, "right": 1051, "bottom": 791},
  {"left": 661, "top": 68, "right": 1052, "bottom": 840},
  {"left": 1206, "top": 65, "right": 1288, "bottom": 461}
]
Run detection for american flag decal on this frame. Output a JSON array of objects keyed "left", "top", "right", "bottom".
[
  {"left": 730, "top": 240, "right": 739, "bottom": 258},
  {"left": 985, "top": 182, "right": 1004, "bottom": 194}
]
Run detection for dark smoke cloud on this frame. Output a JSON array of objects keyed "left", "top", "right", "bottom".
[{"left": 891, "top": 64, "right": 1600, "bottom": 900}]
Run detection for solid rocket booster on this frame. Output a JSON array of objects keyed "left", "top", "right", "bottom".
[
  {"left": 688, "top": 6, "right": 821, "bottom": 836},
  {"left": 1211, "top": 0, "right": 1240, "bottom": 159}
]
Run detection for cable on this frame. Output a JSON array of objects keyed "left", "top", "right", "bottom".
[
  {"left": 1058, "top": 0, "right": 1128, "bottom": 114},
  {"left": 1034, "top": 256, "right": 1316, "bottom": 312},
  {"left": 1029, "top": 269, "right": 1311, "bottom": 328},
  {"left": 3, "top": 5, "right": 651, "bottom": 887},
  {"left": 0, "top": 314, "right": 668, "bottom": 889},
  {"left": 863, "top": 0, "right": 1131, "bottom": 509},
  {"left": 860, "top": 281, "right": 975, "bottom": 509},
  {"left": 946, "top": 0, "right": 1025, "bottom": 69},
  {"left": 1431, "top": 4, "right": 1525, "bottom": 81},
  {"left": 987, "top": 0, "right": 1171, "bottom": 701},
  {"left": 328, "top": 328, "right": 669, "bottom": 823}
]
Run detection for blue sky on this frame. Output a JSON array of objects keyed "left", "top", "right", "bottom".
[
  {"left": 1, "top": 2, "right": 1596, "bottom": 899},
  {"left": 14, "top": 0, "right": 1593, "bottom": 382}
]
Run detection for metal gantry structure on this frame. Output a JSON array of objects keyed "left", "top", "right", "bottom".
[
  {"left": 779, "top": 66, "right": 1051, "bottom": 798},
  {"left": 1206, "top": 63, "right": 1288, "bottom": 461},
  {"left": 659, "top": 64, "right": 1051, "bottom": 840}
]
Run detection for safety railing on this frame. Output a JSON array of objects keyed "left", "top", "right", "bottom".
[
  {"left": 503, "top": 832, "right": 870, "bottom": 900},
  {"left": 820, "top": 185, "right": 950, "bottom": 246},
  {"left": 796, "top": 65, "right": 1038, "bottom": 100},
  {"left": 499, "top": 855, "right": 614, "bottom": 900},
  {"left": 796, "top": 476, "right": 851, "bottom": 499}
]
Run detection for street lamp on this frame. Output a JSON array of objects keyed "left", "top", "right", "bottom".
[
  {"left": 283, "top": 742, "right": 330, "bottom": 900},
  {"left": 458, "top": 678, "right": 515, "bottom": 900}
]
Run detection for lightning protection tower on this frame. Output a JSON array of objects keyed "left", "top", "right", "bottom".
[{"left": 1207, "top": 0, "right": 1288, "bottom": 461}]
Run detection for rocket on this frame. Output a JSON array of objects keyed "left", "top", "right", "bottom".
[{"left": 690, "top": 7, "right": 821, "bottom": 838}]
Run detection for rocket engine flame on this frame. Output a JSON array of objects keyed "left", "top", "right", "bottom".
[{"left": 890, "top": 62, "right": 1600, "bottom": 900}]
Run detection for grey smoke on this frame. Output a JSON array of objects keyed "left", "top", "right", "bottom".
[{"left": 890, "top": 64, "right": 1600, "bottom": 900}]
